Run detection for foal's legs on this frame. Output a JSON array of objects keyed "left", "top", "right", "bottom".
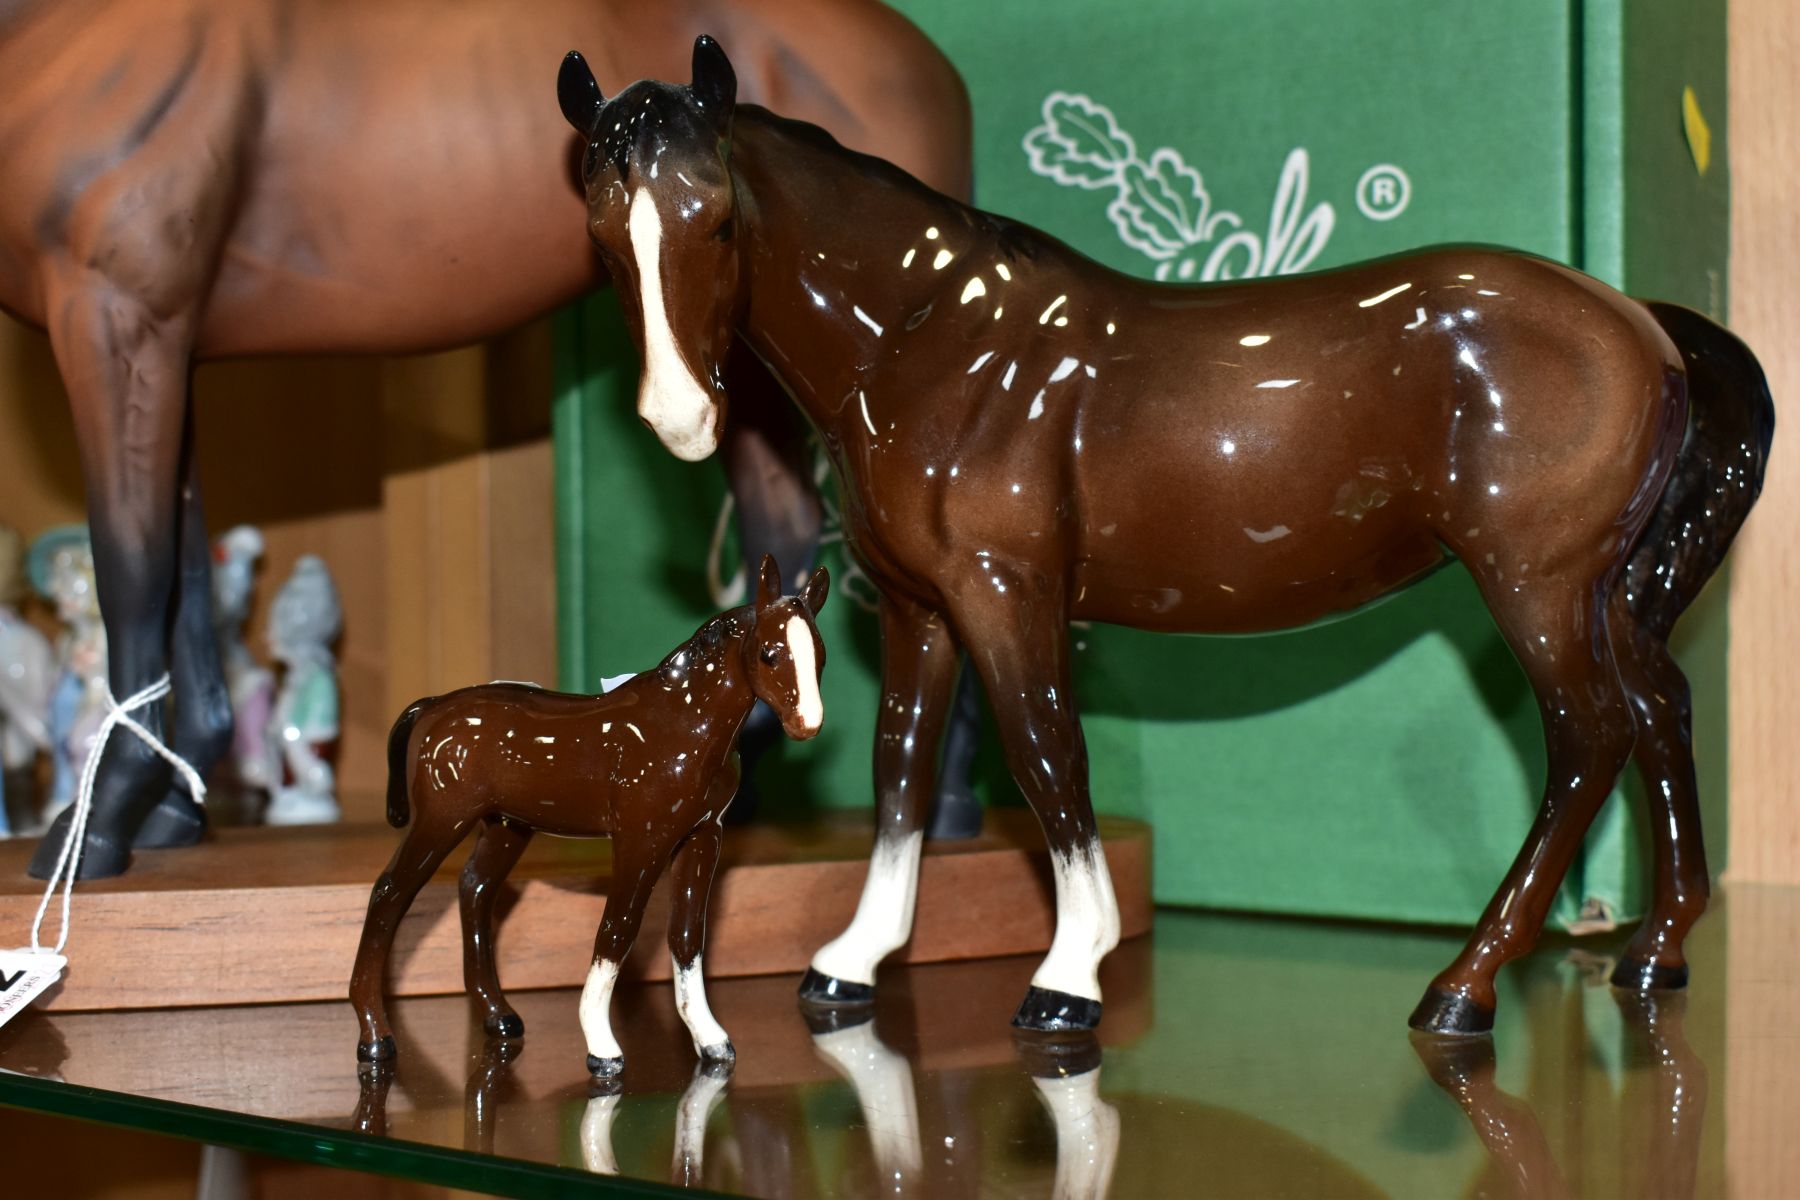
[
  {"left": 351, "top": 812, "right": 470, "bottom": 1060},
  {"left": 580, "top": 840, "right": 672, "bottom": 1077},
  {"left": 801, "top": 594, "right": 960, "bottom": 1003},
  {"left": 459, "top": 816, "right": 534, "bottom": 1038},
  {"left": 669, "top": 768, "right": 737, "bottom": 1062},
  {"left": 1411, "top": 586, "right": 1637, "bottom": 1035},
  {"left": 951, "top": 572, "right": 1119, "bottom": 1031},
  {"left": 1609, "top": 623, "right": 1709, "bottom": 990}
]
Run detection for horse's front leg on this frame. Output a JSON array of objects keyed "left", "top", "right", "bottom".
[
  {"left": 28, "top": 277, "right": 197, "bottom": 881},
  {"left": 668, "top": 766, "right": 737, "bottom": 1063},
  {"left": 800, "top": 592, "right": 961, "bottom": 1006},
  {"left": 581, "top": 841, "right": 669, "bottom": 1077},
  {"left": 950, "top": 567, "right": 1119, "bottom": 1031}
]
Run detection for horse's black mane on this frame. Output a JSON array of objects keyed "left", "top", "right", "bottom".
[
  {"left": 657, "top": 605, "right": 752, "bottom": 678},
  {"left": 594, "top": 80, "right": 718, "bottom": 182}
]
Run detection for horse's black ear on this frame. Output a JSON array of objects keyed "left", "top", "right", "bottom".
[
  {"left": 755, "top": 554, "right": 781, "bottom": 612},
  {"left": 690, "top": 35, "right": 737, "bottom": 127},
  {"left": 559, "top": 51, "right": 604, "bottom": 137},
  {"left": 801, "top": 566, "right": 829, "bottom": 614}
]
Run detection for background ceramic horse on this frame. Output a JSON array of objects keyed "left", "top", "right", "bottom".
[
  {"left": 0, "top": 0, "right": 968, "bottom": 878},
  {"left": 560, "top": 40, "right": 1773, "bottom": 1037},
  {"left": 350, "top": 556, "right": 829, "bottom": 1076}
]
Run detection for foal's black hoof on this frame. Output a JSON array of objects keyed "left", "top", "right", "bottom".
[
  {"left": 132, "top": 793, "right": 207, "bottom": 849},
  {"left": 357, "top": 1035, "right": 397, "bottom": 1064},
  {"left": 802, "top": 1005, "right": 875, "bottom": 1036},
  {"left": 27, "top": 811, "right": 131, "bottom": 881},
  {"left": 1610, "top": 956, "right": 1689, "bottom": 992},
  {"left": 1408, "top": 987, "right": 1495, "bottom": 1036},
  {"left": 1011, "top": 986, "right": 1102, "bottom": 1033},
  {"left": 698, "top": 1040, "right": 736, "bottom": 1066},
  {"left": 587, "top": 1054, "right": 625, "bottom": 1079},
  {"left": 486, "top": 1012, "right": 526, "bottom": 1039},
  {"left": 798, "top": 968, "right": 873, "bottom": 1007}
]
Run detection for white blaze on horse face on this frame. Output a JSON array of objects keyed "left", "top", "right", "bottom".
[
  {"left": 811, "top": 1018, "right": 923, "bottom": 1180},
  {"left": 629, "top": 187, "right": 718, "bottom": 462},
  {"left": 672, "top": 952, "right": 731, "bottom": 1057},
  {"left": 579, "top": 959, "right": 623, "bottom": 1061},
  {"left": 810, "top": 830, "right": 924, "bottom": 984},
  {"left": 1031, "top": 1066, "right": 1122, "bottom": 1200},
  {"left": 786, "top": 615, "right": 823, "bottom": 733},
  {"left": 1032, "top": 841, "right": 1122, "bottom": 1001}
]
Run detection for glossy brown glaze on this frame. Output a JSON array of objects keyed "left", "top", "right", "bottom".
[
  {"left": 0, "top": 0, "right": 969, "bottom": 878},
  {"left": 564, "top": 39, "right": 1774, "bottom": 1038},
  {"left": 349, "top": 557, "right": 829, "bottom": 1073}
]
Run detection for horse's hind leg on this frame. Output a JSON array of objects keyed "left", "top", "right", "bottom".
[
  {"left": 134, "top": 417, "right": 231, "bottom": 848},
  {"left": 351, "top": 813, "right": 469, "bottom": 1061},
  {"left": 460, "top": 816, "right": 534, "bottom": 1038},
  {"left": 1609, "top": 623, "right": 1709, "bottom": 990},
  {"left": 1412, "top": 586, "right": 1637, "bottom": 1035}
]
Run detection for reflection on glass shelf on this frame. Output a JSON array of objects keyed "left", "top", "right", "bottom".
[{"left": 0, "top": 900, "right": 1752, "bottom": 1198}]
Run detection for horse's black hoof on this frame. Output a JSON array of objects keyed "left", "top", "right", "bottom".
[
  {"left": 587, "top": 1054, "right": 624, "bottom": 1079},
  {"left": 132, "top": 793, "right": 207, "bottom": 849},
  {"left": 798, "top": 968, "right": 874, "bottom": 1007},
  {"left": 698, "top": 1040, "right": 736, "bottom": 1066},
  {"left": 357, "top": 1035, "right": 397, "bottom": 1064},
  {"left": 486, "top": 1012, "right": 526, "bottom": 1039},
  {"left": 1408, "top": 986, "right": 1495, "bottom": 1036},
  {"left": 1011, "top": 985, "right": 1102, "bottom": 1033},
  {"left": 28, "top": 813, "right": 131, "bottom": 881},
  {"left": 1610, "top": 956, "right": 1689, "bottom": 992}
]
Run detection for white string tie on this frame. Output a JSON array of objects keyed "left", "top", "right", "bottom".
[{"left": 30, "top": 674, "right": 207, "bottom": 954}]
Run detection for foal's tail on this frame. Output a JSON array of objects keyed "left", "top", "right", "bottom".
[
  {"left": 385, "top": 700, "right": 431, "bottom": 828},
  {"left": 1624, "top": 302, "right": 1775, "bottom": 639}
]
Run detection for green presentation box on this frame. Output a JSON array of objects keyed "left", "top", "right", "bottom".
[{"left": 553, "top": 0, "right": 1730, "bottom": 930}]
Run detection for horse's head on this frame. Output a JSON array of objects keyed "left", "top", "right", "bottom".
[
  {"left": 560, "top": 37, "right": 742, "bottom": 462},
  {"left": 743, "top": 555, "right": 829, "bottom": 740}
]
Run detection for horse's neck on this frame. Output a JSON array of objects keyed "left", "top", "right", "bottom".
[
  {"left": 652, "top": 616, "right": 753, "bottom": 724},
  {"left": 732, "top": 111, "right": 971, "bottom": 434}
]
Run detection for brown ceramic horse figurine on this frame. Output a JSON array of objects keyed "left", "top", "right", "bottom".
[
  {"left": 560, "top": 39, "right": 1773, "bottom": 1038},
  {"left": 0, "top": 0, "right": 967, "bottom": 879},
  {"left": 350, "top": 556, "right": 829, "bottom": 1075}
]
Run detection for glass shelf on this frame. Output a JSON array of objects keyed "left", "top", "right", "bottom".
[{"left": 2, "top": 889, "right": 1789, "bottom": 1198}]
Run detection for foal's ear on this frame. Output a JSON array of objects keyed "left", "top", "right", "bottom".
[
  {"left": 690, "top": 35, "right": 737, "bottom": 128},
  {"left": 558, "top": 51, "right": 605, "bottom": 137},
  {"left": 801, "top": 566, "right": 830, "bottom": 614},
  {"left": 755, "top": 554, "right": 781, "bottom": 613}
]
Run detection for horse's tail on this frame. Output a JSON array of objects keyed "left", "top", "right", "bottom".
[
  {"left": 385, "top": 700, "right": 431, "bottom": 828},
  {"left": 1624, "top": 302, "right": 1775, "bottom": 639}
]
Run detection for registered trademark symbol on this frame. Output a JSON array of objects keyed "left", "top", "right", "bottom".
[{"left": 1356, "top": 164, "right": 1411, "bottom": 221}]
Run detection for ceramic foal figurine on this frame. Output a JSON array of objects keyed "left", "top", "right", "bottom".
[
  {"left": 350, "top": 557, "right": 829, "bottom": 1075},
  {"left": 559, "top": 40, "right": 1773, "bottom": 1038},
  {"left": 0, "top": 0, "right": 968, "bottom": 879}
]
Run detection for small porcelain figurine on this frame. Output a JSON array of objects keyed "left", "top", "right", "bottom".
[
  {"left": 350, "top": 556, "right": 829, "bottom": 1076},
  {"left": 0, "top": 526, "right": 54, "bottom": 835},
  {"left": 28, "top": 525, "right": 109, "bottom": 829},
  {"left": 265, "top": 555, "right": 342, "bottom": 825},
  {"left": 211, "top": 525, "right": 278, "bottom": 813},
  {"left": 559, "top": 39, "right": 1773, "bottom": 1038}
]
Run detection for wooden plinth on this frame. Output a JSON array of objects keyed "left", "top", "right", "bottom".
[{"left": 0, "top": 812, "right": 1150, "bottom": 1012}]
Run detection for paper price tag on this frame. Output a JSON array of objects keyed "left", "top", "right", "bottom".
[{"left": 0, "top": 948, "right": 67, "bottom": 1029}]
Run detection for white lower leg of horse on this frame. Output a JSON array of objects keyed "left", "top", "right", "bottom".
[
  {"left": 810, "top": 829, "right": 924, "bottom": 985},
  {"left": 811, "top": 1019, "right": 923, "bottom": 1179},
  {"left": 673, "top": 953, "right": 731, "bottom": 1056},
  {"left": 579, "top": 1091, "right": 621, "bottom": 1175},
  {"left": 1031, "top": 1066, "right": 1121, "bottom": 1200},
  {"left": 672, "top": 1064, "right": 730, "bottom": 1185},
  {"left": 579, "top": 959, "right": 622, "bottom": 1060},
  {"left": 1031, "top": 841, "right": 1121, "bottom": 1000}
]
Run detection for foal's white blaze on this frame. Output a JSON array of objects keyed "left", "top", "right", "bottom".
[
  {"left": 810, "top": 830, "right": 924, "bottom": 984},
  {"left": 1032, "top": 842, "right": 1122, "bottom": 1001},
  {"left": 1031, "top": 1066, "right": 1121, "bottom": 1200},
  {"left": 786, "top": 614, "right": 823, "bottom": 733},
  {"left": 579, "top": 959, "right": 623, "bottom": 1060},
  {"left": 629, "top": 187, "right": 717, "bottom": 462},
  {"left": 811, "top": 1019, "right": 923, "bottom": 1178},
  {"left": 672, "top": 953, "right": 731, "bottom": 1056}
]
